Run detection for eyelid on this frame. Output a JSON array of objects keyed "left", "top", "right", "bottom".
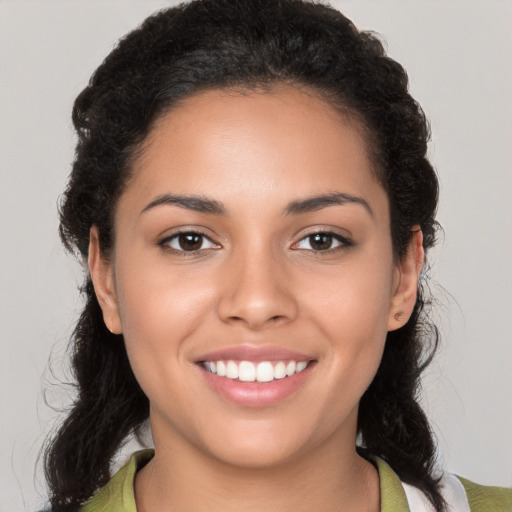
[
  {"left": 157, "top": 226, "right": 353, "bottom": 255},
  {"left": 158, "top": 229, "right": 221, "bottom": 253},
  {"left": 292, "top": 229, "right": 353, "bottom": 252}
]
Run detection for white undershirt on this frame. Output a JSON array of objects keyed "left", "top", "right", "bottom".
[{"left": 402, "top": 473, "right": 471, "bottom": 512}]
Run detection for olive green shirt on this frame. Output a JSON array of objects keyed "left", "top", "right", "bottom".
[{"left": 79, "top": 449, "right": 512, "bottom": 512}]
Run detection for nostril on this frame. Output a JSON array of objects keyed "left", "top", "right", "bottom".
[{"left": 216, "top": 282, "right": 299, "bottom": 328}]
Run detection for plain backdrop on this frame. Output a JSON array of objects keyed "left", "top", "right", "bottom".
[{"left": 1, "top": 1, "right": 511, "bottom": 510}]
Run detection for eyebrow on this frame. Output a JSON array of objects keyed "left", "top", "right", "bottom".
[
  {"left": 141, "top": 194, "right": 227, "bottom": 216},
  {"left": 140, "top": 191, "right": 373, "bottom": 217},
  {"left": 283, "top": 192, "right": 373, "bottom": 217}
]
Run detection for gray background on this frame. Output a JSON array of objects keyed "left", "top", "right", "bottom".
[{"left": 1, "top": 1, "right": 511, "bottom": 510}]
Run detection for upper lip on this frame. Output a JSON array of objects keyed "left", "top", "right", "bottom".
[{"left": 195, "top": 345, "right": 314, "bottom": 363}]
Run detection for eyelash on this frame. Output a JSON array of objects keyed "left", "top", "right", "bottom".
[
  {"left": 293, "top": 230, "right": 353, "bottom": 254},
  {"left": 159, "top": 230, "right": 219, "bottom": 255},
  {"left": 158, "top": 229, "right": 353, "bottom": 255}
]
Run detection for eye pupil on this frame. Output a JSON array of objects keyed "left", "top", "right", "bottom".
[
  {"left": 310, "top": 233, "right": 332, "bottom": 250},
  {"left": 179, "top": 233, "right": 202, "bottom": 251}
]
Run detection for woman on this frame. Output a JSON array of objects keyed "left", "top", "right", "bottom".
[{"left": 42, "top": 1, "right": 511, "bottom": 511}]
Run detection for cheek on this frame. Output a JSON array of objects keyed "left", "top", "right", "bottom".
[
  {"left": 299, "top": 251, "right": 395, "bottom": 332},
  {"left": 298, "top": 250, "right": 394, "bottom": 394},
  {"left": 116, "top": 246, "right": 214, "bottom": 326},
  {"left": 113, "top": 254, "right": 216, "bottom": 391}
]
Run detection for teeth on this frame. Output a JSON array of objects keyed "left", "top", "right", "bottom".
[
  {"left": 274, "top": 361, "right": 286, "bottom": 379},
  {"left": 202, "top": 359, "right": 311, "bottom": 382},
  {"left": 256, "top": 362, "right": 274, "bottom": 382},
  {"left": 216, "top": 361, "right": 226, "bottom": 376},
  {"left": 226, "top": 360, "right": 239, "bottom": 379},
  {"left": 296, "top": 361, "right": 308, "bottom": 373},
  {"left": 239, "top": 361, "right": 256, "bottom": 382}
]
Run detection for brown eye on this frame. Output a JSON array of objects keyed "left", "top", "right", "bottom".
[
  {"left": 161, "top": 231, "right": 219, "bottom": 252},
  {"left": 178, "top": 233, "right": 203, "bottom": 251},
  {"left": 295, "top": 231, "right": 351, "bottom": 252},
  {"left": 309, "top": 233, "right": 334, "bottom": 251}
]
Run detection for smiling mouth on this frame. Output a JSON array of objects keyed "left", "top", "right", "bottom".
[{"left": 200, "top": 359, "right": 313, "bottom": 383}]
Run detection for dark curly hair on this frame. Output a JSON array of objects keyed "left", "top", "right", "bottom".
[{"left": 44, "top": 0, "right": 443, "bottom": 510}]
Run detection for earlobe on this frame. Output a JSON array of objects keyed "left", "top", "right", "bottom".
[
  {"left": 387, "top": 227, "right": 424, "bottom": 331},
  {"left": 88, "top": 226, "right": 123, "bottom": 334}
]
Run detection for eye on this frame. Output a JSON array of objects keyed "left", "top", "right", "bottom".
[
  {"left": 294, "top": 232, "right": 350, "bottom": 252},
  {"left": 160, "top": 231, "right": 219, "bottom": 253}
]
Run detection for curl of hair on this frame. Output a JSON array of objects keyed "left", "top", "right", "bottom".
[{"left": 46, "top": 1, "right": 443, "bottom": 510}]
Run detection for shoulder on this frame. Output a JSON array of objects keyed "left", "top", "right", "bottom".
[
  {"left": 457, "top": 475, "right": 512, "bottom": 512},
  {"left": 36, "top": 450, "right": 154, "bottom": 512},
  {"left": 406, "top": 471, "right": 512, "bottom": 512},
  {"left": 373, "top": 455, "right": 511, "bottom": 512},
  {"left": 404, "top": 471, "right": 512, "bottom": 512},
  {"left": 78, "top": 449, "right": 154, "bottom": 511}
]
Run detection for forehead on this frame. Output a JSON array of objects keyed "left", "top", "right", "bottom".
[{"left": 120, "top": 85, "right": 387, "bottom": 219}]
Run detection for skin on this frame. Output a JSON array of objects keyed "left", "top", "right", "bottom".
[{"left": 89, "top": 86, "right": 424, "bottom": 512}]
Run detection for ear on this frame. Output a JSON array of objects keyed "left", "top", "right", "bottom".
[
  {"left": 387, "top": 226, "right": 424, "bottom": 331},
  {"left": 88, "top": 226, "right": 122, "bottom": 334}
]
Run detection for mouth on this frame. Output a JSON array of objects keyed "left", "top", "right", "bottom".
[
  {"left": 195, "top": 347, "right": 317, "bottom": 407},
  {"left": 200, "top": 359, "right": 311, "bottom": 383}
]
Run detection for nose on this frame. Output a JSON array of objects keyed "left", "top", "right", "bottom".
[{"left": 216, "top": 245, "right": 298, "bottom": 330}]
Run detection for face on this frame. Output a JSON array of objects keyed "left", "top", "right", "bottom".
[{"left": 90, "top": 86, "right": 420, "bottom": 468}]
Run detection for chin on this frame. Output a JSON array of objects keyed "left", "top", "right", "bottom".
[
  {"left": 208, "top": 435, "right": 306, "bottom": 469},
  {"left": 194, "top": 410, "right": 341, "bottom": 470}
]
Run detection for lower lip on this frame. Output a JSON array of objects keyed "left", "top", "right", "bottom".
[{"left": 199, "top": 363, "right": 315, "bottom": 408}]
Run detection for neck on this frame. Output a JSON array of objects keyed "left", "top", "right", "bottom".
[{"left": 135, "top": 427, "right": 380, "bottom": 512}]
